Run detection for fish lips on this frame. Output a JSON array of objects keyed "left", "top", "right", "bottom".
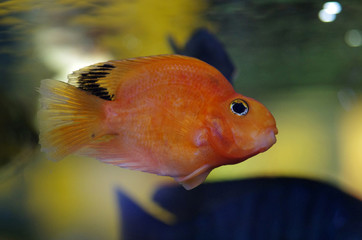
[{"left": 224, "top": 127, "right": 278, "bottom": 163}]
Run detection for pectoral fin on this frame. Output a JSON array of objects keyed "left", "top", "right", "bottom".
[
  {"left": 174, "top": 165, "right": 212, "bottom": 190},
  {"left": 207, "top": 116, "right": 238, "bottom": 158}
]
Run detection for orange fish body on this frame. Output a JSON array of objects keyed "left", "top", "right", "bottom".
[{"left": 38, "top": 55, "right": 277, "bottom": 189}]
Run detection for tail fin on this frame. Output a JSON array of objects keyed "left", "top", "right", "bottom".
[{"left": 38, "top": 79, "right": 107, "bottom": 161}]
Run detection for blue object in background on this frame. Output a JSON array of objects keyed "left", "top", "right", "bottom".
[
  {"left": 118, "top": 177, "right": 362, "bottom": 240},
  {"left": 169, "top": 28, "right": 235, "bottom": 84}
]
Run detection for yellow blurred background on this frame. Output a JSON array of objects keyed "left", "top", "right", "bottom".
[{"left": 0, "top": 0, "right": 362, "bottom": 239}]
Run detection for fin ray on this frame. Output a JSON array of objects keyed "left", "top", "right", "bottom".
[
  {"left": 38, "top": 79, "right": 109, "bottom": 161},
  {"left": 174, "top": 165, "right": 212, "bottom": 190},
  {"left": 67, "top": 55, "right": 199, "bottom": 101}
]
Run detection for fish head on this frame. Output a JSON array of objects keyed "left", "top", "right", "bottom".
[{"left": 206, "top": 94, "right": 277, "bottom": 164}]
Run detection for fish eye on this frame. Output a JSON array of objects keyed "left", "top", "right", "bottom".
[{"left": 230, "top": 99, "right": 249, "bottom": 116}]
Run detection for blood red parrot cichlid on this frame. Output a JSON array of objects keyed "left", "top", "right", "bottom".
[{"left": 38, "top": 55, "right": 277, "bottom": 190}]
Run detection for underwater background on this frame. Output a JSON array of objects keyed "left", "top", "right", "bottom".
[{"left": 1, "top": 0, "right": 362, "bottom": 239}]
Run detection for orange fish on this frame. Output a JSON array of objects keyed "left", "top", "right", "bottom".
[{"left": 38, "top": 55, "right": 277, "bottom": 190}]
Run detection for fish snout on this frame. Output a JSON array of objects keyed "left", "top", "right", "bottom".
[{"left": 256, "top": 127, "right": 277, "bottom": 153}]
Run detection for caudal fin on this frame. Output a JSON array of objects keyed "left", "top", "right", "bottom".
[{"left": 38, "top": 79, "right": 107, "bottom": 161}]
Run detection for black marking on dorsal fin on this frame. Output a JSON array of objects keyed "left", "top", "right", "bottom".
[
  {"left": 68, "top": 55, "right": 205, "bottom": 101},
  {"left": 74, "top": 63, "right": 116, "bottom": 101}
]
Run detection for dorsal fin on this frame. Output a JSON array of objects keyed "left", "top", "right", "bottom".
[
  {"left": 68, "top": 62, "right": 118, "bottom": 100},
  {"left": 67, "top": 55, "right": 196, "bottom": 101}
]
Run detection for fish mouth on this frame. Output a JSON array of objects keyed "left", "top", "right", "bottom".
[
  {"left": 224, "top": 127, "right": 277, "bottom": 162},
  {"left": 255, "top": 127, "right": 278, "bottom": 153}
]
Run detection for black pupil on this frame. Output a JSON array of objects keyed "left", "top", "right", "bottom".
[{"left": 232, "top": 102, "right": 247, "bottom": 114}]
